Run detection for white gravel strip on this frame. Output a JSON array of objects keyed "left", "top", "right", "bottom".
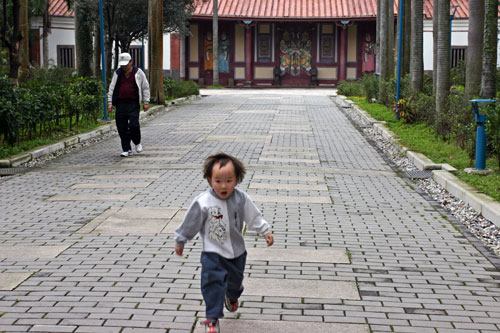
[{"left": 343, "top": 102, "right": 500, "bottom": 256}]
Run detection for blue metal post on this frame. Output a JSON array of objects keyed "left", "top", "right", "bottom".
[
  {"left": 99, "top": 0, "right": 108, "bottom": 120},
  {"left": 470, "top": 99, "right": 495, "bottom": 170},
  {"left": 395, "top": 0, "right": 404, "bottom": 119}
]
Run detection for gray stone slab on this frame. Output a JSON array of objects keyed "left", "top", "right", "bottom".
[
  {"left": 252, "top": 174, "right": 324, "bottom": 182},
  {"left": 194, "top": 320, "right": 369, "bottom": 333},
  {"left": 147, "top": 145, "right": 195, "bottom": 149},
  {"left": 80, "top": 207, "right": 180, "bottom": 234},
  {"left": 244, "top": 278, "right": 360, "bottom": 300},
  {"left": 0, "top": 273, "right": 33, "bottom": 291},
  {"left": 233, "top": 110, "right": 279, "bottom": 114},
  {"left": 259, "top": 157, "right": 320, "bottom": 164},
  {"left": 91, "top": 217, "right": 166, "bottom": 234},
  {"left": 89, "top": 173, "right": 163, "bottom": 179},
  {"left": 251, "top": 195, "right": 331, "bottom": 204},
  {"left": 202, "top": 135, "right": 272, "bottom": 143},
  {"left": 261, "top": 151, "right": 318, "bottom": 157},
  {"left": 263, "top": 146, "right": 316, "bottom": 151},
  {"left": 247, "top": 248, "right": 349, "bottom": 264},
  {"left": 161, "top": 209, "right": 187, "bottom": 234},
  {"left": 120, "top": 156, "right": 180, "bottom": 162},
  {"left": 47, "top": 194, "right": 135, "bottom": 201},
  {"left": 268, "top": 130, "right": 313, "bottom": 134},
  {"left": 249, "top": 183, "right": 328, "bottom": 191},
  {"left": 0, "top": 245, "right": 70, "bottom": 259},
  {"left": 69, "top": 182, "right": 151, "bottom": 189}
]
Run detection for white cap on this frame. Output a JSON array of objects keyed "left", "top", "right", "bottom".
[{"left": 118, "top": 52, "right": 132, "bottom": 66}]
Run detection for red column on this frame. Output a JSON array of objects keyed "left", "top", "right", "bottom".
[
  {"left": 170, "top": 33, "right": 180, "bottom": 72},
  {"left": 245, "top": 26, "right": 253, "bottom": 85},
  {"left": 338, "top": 27, "right": 347, "bottom": 82}
]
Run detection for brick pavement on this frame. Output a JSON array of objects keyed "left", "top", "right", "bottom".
[{"left": 0, "top": 90, "right": 499, "bottom": 332}]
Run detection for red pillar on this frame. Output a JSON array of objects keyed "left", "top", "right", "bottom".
[
  {"left": 245, "top": 26, "right": 253, "bottom": 85},
  {"left": 338, "top": 27, "right": 347, "bottom": 82},
  {"left": 170, "top": 33, "right": 180, "bottom": 72}
]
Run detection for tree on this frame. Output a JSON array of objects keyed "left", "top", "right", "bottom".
[
  {"left": 1, "top": 0, "right": 22, "bottom": 84},
  {"left": 435, "top": 0, "right": 450, "bottom": 136},
  {"left": 401, "top": 0, "right": 411, "bottom": 75},
  {"left": 18, "top": 0, "right": 29, "bottom": 78},
  {"left": 75, "top": 0, "right": 94, "bottom": 76},
  {"left": 378, "top": 0, "right": 394, "bottom": 102},
  {"left": 481, "top": 0, "right": 498, "bottom": 99},
  {"left": 30, "top": 0, "right": 51, "bottom": 68},
  {"left": 410, "top": 0, "right": 423, "bottom": 91},
  {"left": 148, "top": 0, "right": 164, "bottom": 103},
  {"left": 465, "top": 0, "right": 484, "bottom": 99},
  {"left": 432, "top": 0, "right": 438, "bottom": 90}
]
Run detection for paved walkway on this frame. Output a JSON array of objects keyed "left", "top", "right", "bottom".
[{"left": 1, "top": 90, "right": 500, "bottom": 333}]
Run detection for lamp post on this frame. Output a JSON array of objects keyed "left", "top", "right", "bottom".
[{"left": 99, "top": 0, "right": 108, "bottom": 120}]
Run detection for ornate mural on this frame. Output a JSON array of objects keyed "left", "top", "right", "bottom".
[{"left": 279, "top": 31, "right": 312, "bottom": 76}]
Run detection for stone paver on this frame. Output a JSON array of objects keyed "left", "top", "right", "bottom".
[{"left": 1, "top": 89, "right": 499, "bottom": 333}]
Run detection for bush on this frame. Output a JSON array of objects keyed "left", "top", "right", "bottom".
[
  {"left": 337, "top": 80, "right": 363, "bottom": 97},
  {"left": 484, "top": 102, "right": 500, "bottom": 168},
  {"left": 447, "top": 91, "right": 476, "bottom": 163},
  {"left": 0, "top": 76, "right": 18, "bottom": 144},
  {"left": 164, "top": 78, "right": 199, "bottom": 99},
  {"left": 360, "top": 73, "right": 379, "bottom": 102},
  {"left": 451, "top": 61, "right": 466, "bottom": 87}
]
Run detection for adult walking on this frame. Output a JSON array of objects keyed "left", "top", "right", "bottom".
[{"left": 107, "top": 52, "right": 150, "bottom": 157}]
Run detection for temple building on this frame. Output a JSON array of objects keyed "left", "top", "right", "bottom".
[{"left": 174, "top": 0, "right": 380, "bottom": 87}]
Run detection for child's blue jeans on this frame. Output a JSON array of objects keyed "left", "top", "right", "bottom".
[{"left": 201, "top": 251, "right": 247, "bottom": 319}]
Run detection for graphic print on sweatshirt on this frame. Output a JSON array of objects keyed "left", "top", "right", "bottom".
[{"left": 208, "top": 206, "right": 227, "bottom": 244}]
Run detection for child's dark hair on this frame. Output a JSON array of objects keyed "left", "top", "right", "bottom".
[{"left": 203, "top": 152, "right": 246, "bottom": 184}]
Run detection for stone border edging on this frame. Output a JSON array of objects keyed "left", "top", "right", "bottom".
[
  {"left": 335, "top": 95, "right": 500, "bottom": 228},
  {"left": 0, "top": 95, "right": 201, "bottom": 168}
]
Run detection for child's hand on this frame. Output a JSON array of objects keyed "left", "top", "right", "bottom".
[
  {"left": 174, "top": 245, "right": 184, "bottom": 256},
  {"left": 264, "top": 233, "right": 274, "bottom": 247}
]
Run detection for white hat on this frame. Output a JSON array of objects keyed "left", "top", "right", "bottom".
[{"left": 118, "top": 52, "right": 132, "bottom": 66}]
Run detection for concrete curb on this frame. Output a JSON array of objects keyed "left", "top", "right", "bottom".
[
  {"left": 335, "top": 95, "right": 500, "bottom": 228},
  {"left": 0, "top": 95, "right": 201, "bottom": 168}
]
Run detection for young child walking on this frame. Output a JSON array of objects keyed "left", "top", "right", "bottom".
[{"left": 174, "top": 152, "right": 274, "bottom": 333}]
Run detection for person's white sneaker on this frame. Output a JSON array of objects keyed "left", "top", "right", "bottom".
[
  {"left": 120, "top": 150, "right": 133, "bottom": 157},
  {"left": 136, "top": 144, "right": 143, "bottom": 153}
]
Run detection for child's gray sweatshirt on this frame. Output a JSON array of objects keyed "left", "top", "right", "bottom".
[{"left": 174, "top": 188, "right": 270, "bottom": 259}]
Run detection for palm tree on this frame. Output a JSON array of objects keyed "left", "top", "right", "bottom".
[
  {"left": 465, "top": 0, "right": 484, "bottom": 99},
  {"left": 31, "top": 0, "right": 51, "bottom": 68},
  {"left": 435, "top": 0, "right": 450, "bottom": 136},
  {"left": 148, "top": 0, "right": 165, "bottom": 103},
  {"left": 432, "top": 0, "right": 438, "bottom": 91},
  {"left": 481, "top": 0, "right": 498, "bottom": 99},
  {"left": 410, "top": 0, "right": 423, "bottom": 92},
  {"left": 378, "top": 0, "right": 395, "bottom": 103},
  {"left": 75, "top": 0, "right": 94, "bottom": 77},
  {"left": 18, "top": 0, "right": 29, "bottom": 78}
]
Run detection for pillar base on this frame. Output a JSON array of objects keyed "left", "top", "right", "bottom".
[
  {"left": 245, "top": 81, "right": 253, "bottom": 86},
  {"left": 464, "top": 168, "right": 494, "bottom": 176}
]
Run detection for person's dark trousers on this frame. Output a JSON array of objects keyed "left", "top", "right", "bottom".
[
  {"left": 115, "top": 101, "right": 141, "bottom": 152},
  {"left": 200, "top": 251, "right": 247, "bottom": 319}
]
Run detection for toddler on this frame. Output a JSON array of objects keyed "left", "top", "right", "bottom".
[{"left": 174, "top": 152, "right": 274, "bottom": 333}]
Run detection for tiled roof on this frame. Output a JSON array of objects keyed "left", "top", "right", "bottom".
[
  {"left": 193, "top": 0, "right": 472, "bottom": 20},
  {"left": 49, "top": 0, "right": 73, "bottom": 17}
]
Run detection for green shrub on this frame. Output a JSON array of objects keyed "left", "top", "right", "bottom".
[
  {"left": 484, "top": 102, "right": 500, "bottom": 168},
  {"left": 0, "top": 76, "right": 18, "bottom": 144},
  {"left": 447, "top": 91, "right": 476, "bottom": 163},
  {"left": 164, "top": 78, "right": 199, "bottom": 99},
  {"left": 451, "top": 60, "right": 466, "bottom": 87},
  {"left": 360, "top": 73, "right": 379, "bottom": 102},
  {"left": 337, "top": 80, "right": 363, "bottom": 97}
]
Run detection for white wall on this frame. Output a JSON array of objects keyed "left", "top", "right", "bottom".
[
  {"left": 423, "top": 19, "right": 500, "bottom": 71},
  {"left": 32, "top": 16, "right": 171, "bottom": 70}
]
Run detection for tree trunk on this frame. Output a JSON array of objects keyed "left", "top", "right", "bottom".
[
  {"left": 465, "top": 0, "right": 484, "bottom": 99},
  {"left": 376, "top": 0, "right": 381, "bottom": 75},
  {"left": 481, "top": 0, "right": 498, "bottom": 99},
  {"left": 2, "top": 0, "right": 21, "bottom": 84},
  {"left": 387, "top": 0, "right": 394, "bottom": 78},
  {"left": 148, "top": 0, "right": 165, "bottom": 103},
  {"left": 18, "top": 0, "right": 29, "bottom": 80},
  {"left": 402, "top": 0, "right": 411, "bottom": 75},
  {"left": 212, "top": 0, "right": 219, "bottom": 86},
  {"left": 410, "top": 0, "right": 423, "bottom": 92},
  {"left": 75, "top": 0, "right": 94, "bottom": 77},
  {"left": 379, "top": 0, "right": 389, "bottom": 101},
  {"left": 432, "top": 0, "right": 438, "bottom": 90},
  {"left": 435, "top": 0, "right": 450, "bottom": 136},
  {"left": 42, "top": 0, "right": 50, "bottom": 68},
  {"left": 93, "top": 21, "right": 101, "bottom": 77}
]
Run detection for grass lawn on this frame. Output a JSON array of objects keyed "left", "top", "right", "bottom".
[{"left": 350, "top": 97, "right": 500, "bottom": 201}]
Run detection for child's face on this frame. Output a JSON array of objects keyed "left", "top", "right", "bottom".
[{"left": 208, "top": 161, "right": 238, "bottom": 200}]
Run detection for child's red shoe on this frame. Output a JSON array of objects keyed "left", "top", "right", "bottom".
[
  {"left": 224, "top": 295, "right": 238, "bottom": 312},
  {"left": 201, "top": 319, "right": 220, "bottom": 333}
]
